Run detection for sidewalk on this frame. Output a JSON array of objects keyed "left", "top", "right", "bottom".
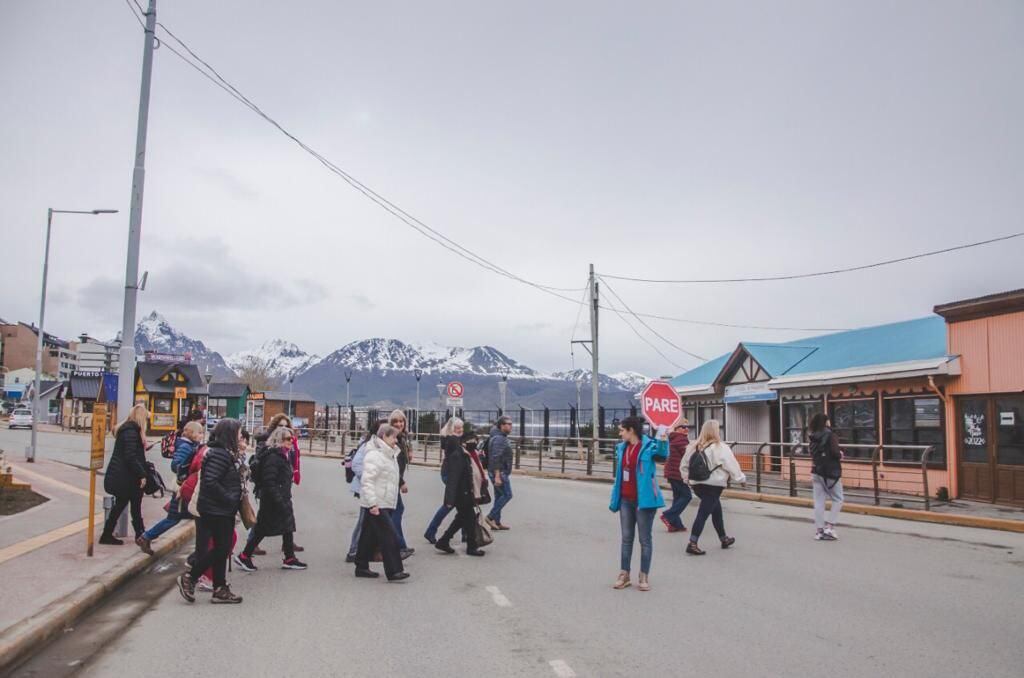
[{"left": 0, "top": 456, "right": 193, "bottom": 673}]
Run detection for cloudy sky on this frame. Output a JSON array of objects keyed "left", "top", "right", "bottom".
[{"left": 2, "top": 1, "right": 1022, "bottom": 377}]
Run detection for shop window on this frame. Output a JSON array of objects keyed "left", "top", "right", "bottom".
[
  {"left": 784, "top": 401, "right": 823, "bottom": 453},
  {"left": 209, "top": 398, "right": 228, "bottom": 418},
  {"left": 996, "top": 397, "right": 1024, "bottom": 466},
  {"left": 829, "top": 399, "right": 878, "bottom": 461},
  {"left": 682, "top": 406, "right": 697, "bottom": 432},
  {"left": 153, "top": 398, "right": 173, "bottom": 414},
  {"left": 884, "top": 397, "right": 945, "bottom": 467},
  {"left": 83, "top": 401, "right": 95, "bottom": 414},
  {"left": 699, "top": 405, "right": 725, "bottom": 438}
]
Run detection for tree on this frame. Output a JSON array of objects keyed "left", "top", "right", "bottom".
[{"left": 235, "top": 356, "right": 281, "bottom": 392}]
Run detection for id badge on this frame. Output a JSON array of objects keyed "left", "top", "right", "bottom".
[{"left": 623, "top": 469, "right": 631, "bottom": 482}]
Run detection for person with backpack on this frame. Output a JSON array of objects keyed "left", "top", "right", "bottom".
[
  {"left": 177, "top": 418, "right": 245, "bottom": 604},
  {"left": 353, "top": 424, "right": 410, "bottom": 582},
  {"left": 484, "top": 415, "right": 515, "bottom": 531},
  {"left": 434, "top": 431, "right": 488, "bottom": 557},
  {"left": 100, "top": 405, "right": 151, "bottom": 546},
  {"left": 346, "top": 420, "right": 384, "bottom": 562},
  {"left": 136, "top": 420, "right": 205, "bottom": 555},
  {"left": 680, "top": 419, "right": 746, "bottom": 556},
  {"left": 808, "top": 413, "right": 844, "bottom": 541},
  {"left": 608, "top": 416, "right": 670, "bottom": 592},
  {"left": 234, "top": 426, "right": 307, "bottom": 571},
  {"left": 423, "top": 417, "right": 464, "bottom": 544},
  {"left": 660, "top": 420, "right": 693, "bottom": 533}
]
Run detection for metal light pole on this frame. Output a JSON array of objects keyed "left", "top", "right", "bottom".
[
  {"left": 288, "top": 373, "right": 294, "bottom": 418},
  {"left": 344, "top": 370, "right": 352, "bottom": 410},
  {"left": 117, "top": 0, "right": 158, "bottom": 423},
  {"left": 29, "top": 208, "right": 118, "bottom": 462},
  {"left": 413, "top": 369, "right": 422, "bottom": 434},
  {"left": 498, "top": 369, "right": 509, "bottom": 415},
  {"left": 436, "top": 380, "right": 446, "bottom": 421}
]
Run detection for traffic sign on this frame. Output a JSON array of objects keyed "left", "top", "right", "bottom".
[
  {"left": 446, "top": 382, "right": 464, "bottom": 399},
  {"left": 447, "top": 397, "right": 464, "bottom": 408},
  {"left": 640, "top": 381, "right": 681, "bottom": 429}
]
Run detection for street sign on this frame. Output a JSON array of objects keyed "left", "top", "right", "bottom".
[
  {"left": 90, "top": 403, "right": 107, "bottom": 470},
  {"left": 174, "top": 386, "right": 187, "bottom": 400},
  {"left": 447, "top": 397, "right": 464, "bottom": 408},
  {"left": 641, "top": 381, "right": 681, "bottom": 429},
  {"left": 447, "top": 382, "right": 464, "bottom": 399}
]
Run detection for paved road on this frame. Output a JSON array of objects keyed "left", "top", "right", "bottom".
[{"left": 16, "top": 451, "right": 1024, "bottom": 678}]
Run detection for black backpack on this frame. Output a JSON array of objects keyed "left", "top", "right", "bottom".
[
  {"left": 688, "top": 444, "right": 721, "bottom": 482},
  {"left": 143, "top": 461, "right": 167, "bottom": 497},
  {"left": 343, "top": 448, "right": 357, "bottom": 484},
  {"left": 810, "top": 431, "right": 842, "bottom": 481}
]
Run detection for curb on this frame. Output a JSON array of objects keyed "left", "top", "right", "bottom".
[{"left": 0, "top": 521, "right": 196, "bottom": 675}]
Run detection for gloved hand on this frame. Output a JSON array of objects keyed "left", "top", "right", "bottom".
[{"left": 656, "top": 424, "right": 669, "bottom": 440}]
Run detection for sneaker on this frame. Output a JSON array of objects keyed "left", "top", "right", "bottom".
[
  {"left": 136, "top": 535, "right": 154, "bottom": 555},
  {"left": 720, "top": 536, "right": 736, "bottom": 549},
  {"left": 466, "top": 549, "right": 486, "bottom": 557},
  {"left": 400, "top": 548, "right": 415, "bottom": 560},
  {"left": 177, "top": 573, "right": 196, "bottom": 603},
  {"left": 814, "top": 530, "right": 826, "bottom": 541},
  {"left": 387, "top": 572, "right": 410, "bottom": 582},
  {"left": 282, "top": 557, "right": 308, "bottom": 570},
  {"left": 233, "top": 553, "right": 258, "bottom": 572},
  {"left": 292, "top": 544, "right": 305, "bottom": 552},
  {"left": 685, "top": 542, "right": 706, "bottom": 556},
  {"left": 434, "top": 540, "right": 455, "bottom": 555},
  {"left": 211, "top": 585, "right": 243, "bottom": 604},
  {"left": 345, "top": 553, "right": 357, "bottom": 563},
  {"left": 660, "top": 514, "right": 673, "bottom": 531},
  {"left": 496, "top": 523, "right": 510, "bottom": 531},
  {"left": 355, "top": 568, "right": 379, "bottom": 578},
  {"left": 423, "top": 532, "right": 437, "bottom": 545},
  {"left": 253, "top": 548, "right": 267, "bottom": 556},
  {"left": 98, "top": 534, "right": 124, "bottom": 546},
  {"left": 484, "top": 516, "right": 500, "bottom": 531},
  {"left": 197, "top": 576, "right": 214, "bottom": 592},
  {"left": 824, "top": 526, "right": 839, "bottom": 541},
  {"left": 820, "top": 531, "right": 837, "bottom": 542}
]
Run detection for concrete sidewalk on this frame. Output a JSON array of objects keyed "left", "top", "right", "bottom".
[{"left": 0, "top": 456, "right": 193, "bottom": 674}]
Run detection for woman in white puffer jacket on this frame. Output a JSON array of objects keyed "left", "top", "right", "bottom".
[
  {"left": 353, "top": 424, "right": 410, "bottom": 582},
  {"left": 680, "top": 420, "right": 746, "bottom": 556}
]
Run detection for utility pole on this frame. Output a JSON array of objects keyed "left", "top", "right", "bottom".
[
  {"left": 589, "top": 263, "right": 600, "bottom": 465},
  {"left": 344, "top": 370, "right": 352, "bottom": 410},
  {"left": 413, "top": 369, "right": 422, "bottom": 434},
  {"left": 117, "top": 0, "right": 158, "bottom": 422}
]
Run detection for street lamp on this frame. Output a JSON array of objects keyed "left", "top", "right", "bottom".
[
  {"left": 344, "top": 370, "right": 352, "bottom": 410},
  {"left": 413, "top": 369, "right": 422, "bottom": 434},
  {"left": 29, "top": 208, "right": 118, "bottom": 463},
  {"left": 498, "top": 368, "right": 509, "bottom": 415},
  {"left": 435, "top": 379, "right": 446, "bottom": 420},
  {"left": 287, "top": 372, "right": 295, "bottom": 418}
]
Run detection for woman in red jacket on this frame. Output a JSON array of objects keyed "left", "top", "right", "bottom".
[{"left": 660, "top": 421, "right": 693, "bottom": 533}]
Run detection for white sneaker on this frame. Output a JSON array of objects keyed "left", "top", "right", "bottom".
[
  {"left": 824, "top": 526, "right": 839, "bottom": 541},
  {"left": 197, "top": 576, "right": 214, "bottom": 592},
  {"left": 814, "top": 531, "right": 825, "bottom": 541}
]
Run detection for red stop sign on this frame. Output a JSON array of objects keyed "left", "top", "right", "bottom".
[{"left": 641, "top": 381, "right": 682, "bottom": 429}]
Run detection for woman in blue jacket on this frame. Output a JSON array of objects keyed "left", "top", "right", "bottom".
[{"left": 609, "top": 416, "right": 669, "bottom": 592}]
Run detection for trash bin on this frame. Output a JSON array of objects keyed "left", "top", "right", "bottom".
[{"left": 103, "top": 495, "right": 129, "bottom": 538}]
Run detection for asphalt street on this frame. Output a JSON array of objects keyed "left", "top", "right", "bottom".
[{"left": 6, "top": 432, "right": 1024, "bottom": 678}]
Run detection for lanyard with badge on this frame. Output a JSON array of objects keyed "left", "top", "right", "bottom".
[{"left": 623, "top": 443, "right": 640, "bottom": 482}]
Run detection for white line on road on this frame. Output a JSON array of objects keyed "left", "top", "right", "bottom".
[
  {"left": 485, "top": 585, "right": 512, "bottom": 607},
  {"left": 549, "top": 660, "right": 577, "bottom": 677}
]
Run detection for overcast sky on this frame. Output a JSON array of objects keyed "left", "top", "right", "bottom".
[{"left": 1, "top": 1, "right": 1022, "bottom": 377}]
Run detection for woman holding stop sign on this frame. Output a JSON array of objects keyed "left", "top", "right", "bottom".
[{"left": 608, "top": 416, "right": 670, "bottom": 592}]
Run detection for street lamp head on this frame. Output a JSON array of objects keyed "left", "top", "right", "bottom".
[
  {"left": 414, "top": 369, "right": 423, "bottom": 380},
  {"left": 91, "top": 209, "right": 119, "bottom": 214}
]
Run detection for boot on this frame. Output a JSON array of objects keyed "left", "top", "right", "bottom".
[
  {"left": 211, "top": 585, "right": 243, "bottom": 604},
  {"left": 136, "top": 535, "right": 154, "bottom": 555},
  {"left": 177, "top": 573, "right": 196, "bottom": 603},
  {"left": 99, "top": 533, "right": 124, "bottom": 546},
  {"left": 434, "top": 539, "right": 455, "bottom": 555}
]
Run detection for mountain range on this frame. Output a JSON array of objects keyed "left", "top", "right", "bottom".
[{"left": 132, "top": 311, "right": 647, "bottom": 408}]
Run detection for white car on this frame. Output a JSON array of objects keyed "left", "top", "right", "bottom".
[{"left": 8, "top": 408, "right": 33, "bottom": 429}]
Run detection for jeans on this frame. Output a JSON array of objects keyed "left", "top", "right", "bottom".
[
  {"left": 487, "top": 472, "right": 513, "bottom": 524},
  {"left": 244, "top": 526, "right": 295, "bottom": 559},
  {"left": 189, "top": 514, "right": 234, "bottom": 588},
  {"left": 812, "top": 475, "right": 844, "bottom": 530},
  {"left": 103, "top": 490, "right": 145, "bottom": 539},
  {"left": 142, "top": 494, "right": 186, "bottom": 541},
  {"left": 662, "top": 479, "right": 693, "bottom": 529},
  {"left": 425, "top": 471, "right": 451, "bottom": 541},
  {"left": 355, "top": 508, "right": 404, "bottom": 578},
  {"left": 690, "top": 484, "right": 726, "bottom": 542},
  {"left": 348, "top": 505, "right": 366, "bottom": 557},
  {"left": 439, "top": 498, "right": 479, "bottom": 552},
  {"left": 392, "top": 494, "right": 408, "bottom": 549},
  {"left": 618, "top": 499, "right": 655, "bottom": 574}
]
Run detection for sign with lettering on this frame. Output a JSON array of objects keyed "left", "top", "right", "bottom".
[
  {"left": 174, "top": 386, "right": 187, "bottom": 400},
  {"left": 90, "top": 403, "right": 107, "bottom": 470},
  {"left": 641, "top": 381, "right": 681, "bottom": 429}
]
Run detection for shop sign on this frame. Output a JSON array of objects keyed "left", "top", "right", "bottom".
[
  {"left": 1000, "top": 411, "right": 1016, "bottom": 426},
  {"left": 724, "top": 382, "right": 777, "bottom": 403},
  {"left": 963, "top": 412, "right": 986, "bottom": 447},
  {"left": 174, "top": 386, "right": 187, "bottom": 400}
]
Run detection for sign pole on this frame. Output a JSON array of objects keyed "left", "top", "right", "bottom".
[{"left": 87, "top": 402, "right": 108, "bottom": 557}]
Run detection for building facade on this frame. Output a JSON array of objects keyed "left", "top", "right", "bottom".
[
  {"left": 72, "top": 334, "right": 121, "bottom": 373},
  {"left": 0, "top": 323, "right": 76, "bottom": 380},
  {"left": 134, "top": 361, "right": 209, "bottom": 434}
]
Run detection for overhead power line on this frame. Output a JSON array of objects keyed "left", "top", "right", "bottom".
[
  {"left": 598, "top": 276, "right": 706, "bottom": 362},
  {"left": 601, "top": 291, "right": 687, "bottom": 370},
  {"left": 600, "top": 232, "right": 1024, "bottom": 284}
]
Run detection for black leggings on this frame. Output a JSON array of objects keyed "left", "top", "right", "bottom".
[
  {"left": 103, "top": 490, "right": 145, "bottom": 538},
  {"left": 690, "top": 484, "right": 726, "bottom": 542},
  {"left": 355, "top": 508, "right": 404, "bottom": 578},
  {"left": 190, "top": 515, "right": 235, "bottom": 588},
  {"left": 439, "top": 499, "right": 479, "bottom": 551}
]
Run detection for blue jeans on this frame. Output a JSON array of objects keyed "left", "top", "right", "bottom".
[
  {"left": 424, "top": 471, "right": 451, "bottom": 541},
  {"left": 392, "top": 494, "right": 408, "bottom": 550},
  {"left": 662, "top": 479, "right": 693, "bottom": 529},
  {"left": 142, "top": 495, "right": 185, "bottom": 541},
  {"left": 348, "top": 504, "right": 365, "bottom": 557},
  {"left": 487, "top": 472, "right": 513, "bottom": 523},
  {"left": 619, "top": 499, "right": 655, "bottom": 574}
]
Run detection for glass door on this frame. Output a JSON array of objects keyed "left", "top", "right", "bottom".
[
  {"left": 958, "top": 397, "right": 992, "bottom": 501},
  {"left": 994, "top": 397, "right": 1024, "bottom": 505}
]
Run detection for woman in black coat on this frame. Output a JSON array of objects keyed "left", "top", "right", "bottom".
[
  {"left": 100, "top": 405, "right": 150, "bottom": 545},
  {"left": 434, "top": 432, "right": 486, "bottom": 557},
  {"left": 234, "top": 427, "right": 306, "bottom": 571}
]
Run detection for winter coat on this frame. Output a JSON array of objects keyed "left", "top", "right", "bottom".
[
  {"left": 349, "top": 441, "right": 369, "bottom": 496},
  {"left": 256, "top": 427, "right": 301, "bottom": 485},
  {"left": 665, "top": 430, "right": 689, "bottom": 481},
  {"left": 439, "top": 435, "right": 461, "bottom": 478},
  {"left": 609, "top": 436, "right": 669, "bottom": 512},
  {"left": 486, "top": 427, "right": 513, "bottom": 474},
  {"left": 680, "top": 441, "right": 747, "bottom": 488},
  {"left": 253, "top": 446, "right": 296, "bottom": 536},
  {"left": 196, "top": 445, "right": 243, "bottom": 517},
  {"left": 444, "top": 449, "right": 479, "bottom": 507},
  {"left": 178, "top": 444, "right": 207, "bottom": 510},
  {"left": 104, "top": 422, "right": 147, "bottom": 497},
  {"left": 359, "top": 436, "right": 401, "bottom": 510},
  {"left": 809, "top": 428, "right": 843, "bottom": 480},
  {"left": 171, "top": 437, "right": 198, "bottom": 481}
]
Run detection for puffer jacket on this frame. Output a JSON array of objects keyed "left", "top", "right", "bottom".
[
  {"left": 359, "top": 436, "right": 401, "bottom": 510},
  {"left": 171, "top": 436, "right": 198, "bottom": 481},
  {"left": 104, "top": 422, "right": 147, "bottom": 497},
  {"left": 486, "top": 427, "right": 513, "bottom": 474},
  {"left": 665, "top": 429, "right": 689, "bottom": 481},
  {"left": 680, "top": 441, "right": 747, "bottom": 487},
  {"left": 196, "top": 445, "right": 243, "bottom": 517},
  {"left": 253, "top": 446, "right": 295, "bottom": 536}
]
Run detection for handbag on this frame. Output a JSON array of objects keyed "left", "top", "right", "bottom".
[
  {"left": 239, "top": 491, "right": 257, "bottom": 529},
  {"left": 474, "top": 508, "right": 494, "bottom": 547},
  {"left": 187, "top": 468, "right": 202, "bottom": 517}
]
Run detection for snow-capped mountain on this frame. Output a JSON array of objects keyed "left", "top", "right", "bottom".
[
  {"left": 226, "top": 340, "right": 321, "bottom": 379},
  {"left": 551, "top": 369, "right": 650, "bottom": 393},
  {"left": 609, "top": 371, "right": 650, "bottom": 392},
  {"left": 133, "top": 311, "right": 234, "bottom": 377},
  {"left": 318, "top": 338, "right": 540, "bottom": 378}
]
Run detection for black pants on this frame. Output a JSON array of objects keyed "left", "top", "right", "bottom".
[
  {"left": 103, "top": 490, "right": 145, "bottom": 538},
  {"left": 690, "top": 484, "right": 726, "bottom": 542},
  {"left": 439, "top": 498, "right": 479, "bottom": 552},
  {"left": 189, "top": 514, "right": 235, "bottom": 588},
  {"left": 355, "top": 508, "right": 403, "bottom": 578},
  {"left": 244, "top": 526, "right": 294, "bottom": 558}
]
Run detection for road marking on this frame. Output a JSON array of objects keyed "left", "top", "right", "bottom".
[
  {"left": 485, "top": 585, "right": 512, "bottom": 607},
  {"left": 549, "top": 660, "right": 577, "bottom": 677},
  {"left": 9, "top": 463, "right": 94, "bottom": 499},
  {"left": 0, "top": 515, "right": 104, "bottom": 565}
]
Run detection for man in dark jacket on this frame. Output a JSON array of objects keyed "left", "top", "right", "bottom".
[
  {"left": 660, "top": 422, "right": 693, "bottom": 532},
  {"left": 485, "top": 416, "right": 515, "bottom": 531}
]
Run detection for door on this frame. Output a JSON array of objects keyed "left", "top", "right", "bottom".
[
  {"left": 994, "top": 396, "right": 1024, "bottom": 505},
  {"left": 958, "top": 395, "right": 1024, "bottom": 505},
  {"left": 958, "top": 397, "right": 992, "bottom": 501}
]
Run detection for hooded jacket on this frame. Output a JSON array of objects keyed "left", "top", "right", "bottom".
[
  {"left": 609, "top": 435, "right": 669, "bottom": 511},
  {"left": 665, "top": 429, "right": 689, "bottom": 481},
  {"left": 360, "top": 436, "right": 401, "bottom": 510},
  {"left": 809, "top": 428, "right": 843, "bottom": 480},
  {"left": 196, "top": 445, "right": 243, "bottom": 517},
  {"left": 104, "top": 422, "right": 147, "bottom": 497},
  {"left": 252, "top": 445, "right": 296, "bottom": 535}
]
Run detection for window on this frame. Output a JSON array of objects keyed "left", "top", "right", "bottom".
[
  {"left": 682, "top": 406, "right": 697, "bottom": 432},
  {"left": 960, "top": 397, "right": 988, "bottom": 463},
  {"left": 996, "top": 397, "right": 1024, "bottom": 466},
  {"left": 829, "top": 399, "right": 878, "bottom": 461},
  {"left": 884, "top": 397, "right": 945, "bottom": 467},
  {"left": 784, "top": 401, "right": 823, "bottom": 453},
  {"left": 82, "top": 401, "right": 95, "bottom": 414},
  {"left": 699, "top": 405, "right": 725, "bottom": 438},
  {"left": 153, "top": 398, "right": 173, "bottom": 414},
  {"left": 208, "top": 398, "right": 228, "bottom": 418}
]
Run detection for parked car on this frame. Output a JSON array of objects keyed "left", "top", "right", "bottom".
[{"left": 8, "top": 408, "right": 33, "bottom": 429}]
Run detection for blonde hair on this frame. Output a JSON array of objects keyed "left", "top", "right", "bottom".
[
  {"left": 182, "top": 420, "right": 205, "bottom": 440},
  {"left": 693, "top": 419, "right": 722, "bottom": 450},
  {"left": 267, "top": 426, "right": 293, "bottom": 447},
  {"left": 388, "top": 409, "right": 407, "bottom": 425},
  {"left": 118, "top": 404, "right": 149, "bottom": 446},
  {"left": 439, "top": 417, "right": 464, "bottom": 437}
]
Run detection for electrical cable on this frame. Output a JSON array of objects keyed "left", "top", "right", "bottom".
[
  {"left": 598, "top": 276, "right": 706, "bottom": 362},
  {"left": 601, "top": 291, "right": 687, "bottom": 370}
]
